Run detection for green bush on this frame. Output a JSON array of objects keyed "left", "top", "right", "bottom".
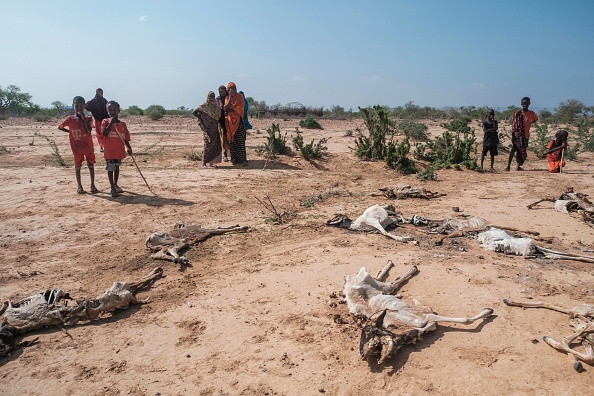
[
  {"left": 257, "top": 123, "right": 291, "bottom": 155},
  {"left": 416, "top": 168, "right": 436, "bottom": 181},
  {"left": 575, "top": 120, "right": 594, "bottom": 152},
  {"left": 145, "top": 104, "right": 166, "bottom": 120},
  {"left": 398, "top": 119, "right": 429, "bottom": 141},
  {"left": 292, "top": 132, "right": 329, "bottom": 160},
  {"left": 529, "top": 124, "right": 550, "bottom": 159},
  {"left": 299, "top": 115, "right": 323, "bottom": 129},
  {"left": 355, "top": 105, "right": 394, "bottom": 160},
  {"left": 384, "top": 137, "right": 417, "bottom": 175},
  {"left": 122, "top": 105, "right": 144, "bottom": 116}
]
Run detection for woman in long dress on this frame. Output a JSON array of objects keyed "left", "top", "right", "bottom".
[
  {"left": 193, "top": 91, "right": 222, "bottom": 168},
  {"left": 224, "top": 82, "right": 247, "bottom": 165}
]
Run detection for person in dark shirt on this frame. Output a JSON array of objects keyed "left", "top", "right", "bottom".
[
  {"left": 85, "top": 88, "right": 109, "bottom": 152},
  {"left": 215, "top": 85, "right": 231, "bottom": 161},
  {"left": 481, "top": 109, "right": 499, "bottom": 172}
]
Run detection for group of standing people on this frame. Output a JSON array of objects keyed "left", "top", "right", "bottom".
[
  {"left": 480, "top": 96, "right": 567, "bottom": 173},
  {"left": 193, "top": 82, "right": 252, "bottom": 168},
  {"left": 59, "top": 88, "right": 132, "bottom": 197}
]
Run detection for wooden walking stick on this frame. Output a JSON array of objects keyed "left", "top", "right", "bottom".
[
  {"left": 112, "top": 126, "right": 157, "bottom": 195},
  {"left": 559, "top": 146, "right": 564, "bottom": 173}
]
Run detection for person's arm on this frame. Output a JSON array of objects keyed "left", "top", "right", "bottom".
[
  {"left": 79, "top": 114, "right": 91, "bottom": 134},
  {"left": 58, "top": 119, "right": 69, "bottom": 133},
  {"left": 545, "top": 142, "right": 567, "bottom": 154},
  {"left": 192, "top": 108, "right": 200, "bottom": 118},
  {"left": 125, "top": 140, "right": 132, "bottom": 155},
  {"left": 102, "top": 117, "right": 118, "bottom": 136}
]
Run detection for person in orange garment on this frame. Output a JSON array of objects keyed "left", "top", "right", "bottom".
[
  {"left": 58, "top": 96, "right": 98, "bottom": 195},
  {"left": 546, "top": 130, "right": 568, "bottom": 173},
  {"left": 506, "top": 96, "right": 538, "bottom": 171},
  {"left": 85, "top": 88, "right": 109, "bottom": 152},
  {"left": 224, "top": 82, "right": 247, "bottom": 166},
  {"left": 101, "top": 101, "right": 132, "bottom": 198}
]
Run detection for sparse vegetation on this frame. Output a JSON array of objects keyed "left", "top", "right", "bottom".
[
  {"left": 34, "top": 132, "right": 67, "bottom": 166},
  {"left": 184, "top": 146, "right": 202, "bottom": 162},
  {"left": 529, "top": 123, "right": 550, "bottom": 159},
  {"left": 121, "top": 105, "right": 144, "bottom": 116},
  {"left": 292, "top": 132, "right": 328, "bottom": 160},
  {"left": 299, "top": 115, "right": 323, "bottom": 129},
  {"left": 416, "top": 167, "right": 436, "bottom": 181},
  {"left": 0, "top": 144, "right": 7, "bottom": 154},
  {"left": 257, "top": 123, "right": 291, "bottom": 156},
  {"left": 145, "top": 104, "right": 166, "bottom": 120},
  {"left": 384, "top": 137, "right": 417, "bottom": 174},
  {"left": 397, "top": 119, "right": 429, "bottom": 141},
  {"left": 355, "top": 105, "right": 394, "bottom": 161}
]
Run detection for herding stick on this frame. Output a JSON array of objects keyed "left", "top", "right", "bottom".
[{"left": 112, "top": 125, "right": 157, "bottom": 195}]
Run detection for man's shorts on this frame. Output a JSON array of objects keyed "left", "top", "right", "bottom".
[
  {"left": 481, "top": 146, "right": 498, "bottom": 157},
  {"left": 73, "top": 152, "right": 96, "bottom": 167},
  {"left": 105, "top": 159, "right": 122, "bottom": 172}
]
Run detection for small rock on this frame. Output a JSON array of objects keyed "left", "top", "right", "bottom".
[
  {"left": 452, "top": 206, "right": 461, "bottom": 212},
  {"left": 327, "top": 301, "right": 337, "bottom": 308}
]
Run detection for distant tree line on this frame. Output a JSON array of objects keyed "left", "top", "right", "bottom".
[{"left": 1, "top": 84, "right": 592, "bottom": 124}]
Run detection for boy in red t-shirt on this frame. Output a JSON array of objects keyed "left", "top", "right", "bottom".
[
  {"left": 58, "top": 96, "right": 98, "bottom": 194},
  {"left": 101, "top": 101, "right": 132, "bottom": 197}
]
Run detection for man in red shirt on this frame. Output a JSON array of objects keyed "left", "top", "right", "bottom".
[
  {"left": 59, "top": 96, "right": 98, "bottom": 194},
  {"left": 506, "top": 97, "right": 538, "bottom": 171}
]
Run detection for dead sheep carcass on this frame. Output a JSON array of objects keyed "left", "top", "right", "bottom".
[
  {"left": 0, "top": 267, "right": 163, "bottom": 356},
  {"left": 344, "top": 261, "right": 493, "bottom": 364},
  {"left": 146, "top": 222, "right": 248, "bottom": 264}
]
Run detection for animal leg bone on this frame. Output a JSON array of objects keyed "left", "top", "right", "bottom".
[
  {"left": 543, "top": 334, "right": 594, "bottom": 364},
  {"left": 424, "top": 308, "right": 494, "bottom": 325},
  {"left": 366, "top": 218, "right": 411, "bottom": 242},
  {"left": 503, "top": 299, "right": 573, "bottom": 315}
]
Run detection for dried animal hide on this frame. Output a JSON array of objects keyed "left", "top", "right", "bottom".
[
  {"left": 477, "top": 228, "right": 594, "bottom": 263},
  {"left": 377, "top": 185, "right": 446, "bottom": 200},
  {"left": 429, "top": 216, "right": 488, "bottom": 234},
  {"left": 0, "top": 267, "right": 163, "bottom": 356},
  {"left": 344, "top": 261, "right": 493, "bottom": 365},
  {"left": 146, "top": 222, "right": 248, "bottom": 263}
]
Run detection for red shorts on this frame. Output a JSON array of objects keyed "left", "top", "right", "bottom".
[{"left": 73, "top": 151, "right": 96, "bottom": 167}]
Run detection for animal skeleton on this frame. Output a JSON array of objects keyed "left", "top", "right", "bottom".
[
  {"left": 503, "top": 298, "right": 594, "bottom": 371},
  {"left": 527, "top": 187, "right": 594, "bottom": 228},
  {"left": 326, "top": 204, "right": 412, "bottom": 242},
  {"left": 0, "top": 267, "right": 163, "bottom": 356},
  {"left": 376, "top": 185, "right": 446, "bottom": 200},
  {"left": 344, "top": 261, "right": 493, "bottom": 364},
  {"left": 145, "top": 222, "right": 248, "bottom": 263}
]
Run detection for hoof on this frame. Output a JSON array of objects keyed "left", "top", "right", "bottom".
[
  {"left": 484, "top": 308, "right": 494, "bottom": 315},
  {"left": 173, "top": 257, "right": 179, "bottom": 264},
  {"left": 574, "top": 361, "right": 585, "bottom": 373}
]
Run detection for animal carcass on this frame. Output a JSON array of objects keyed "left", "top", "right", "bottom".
[{"left": 344, "top": 261, "right": 493, "bottom": 364}]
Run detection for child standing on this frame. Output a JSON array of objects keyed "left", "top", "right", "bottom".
[
  {"left": 480, "top": 109, "right": 499, "bottom": 172},
  {"left": 101, "top": 101, "right": 132, "bottom": 197},
  {"left": 546, "top": 130, "right": 568, "bottom": 173},
  {"left": 58, "top": 96, "right": 98, "bottom": 194}
]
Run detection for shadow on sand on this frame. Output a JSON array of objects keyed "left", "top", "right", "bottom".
[
  {"left": 366, "top": 314, "right": 497, "bottom": 375},
  {"left": 91, "top": 191, "right": 195, "bottom": 207}
]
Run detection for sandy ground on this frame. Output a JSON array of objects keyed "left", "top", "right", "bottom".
[{"left": 1, "top": 115, "right": 593, "bottom": 396}]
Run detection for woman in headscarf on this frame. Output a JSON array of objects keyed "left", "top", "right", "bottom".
[
  {"left": 224, "top": 82, "right": 247, "bottom": 165},
  {"left": 192, "top": 91, "right": 222, "bottom": 168},
  {"left": 239, "top": 91, "right": 253, "bottom": 130}
]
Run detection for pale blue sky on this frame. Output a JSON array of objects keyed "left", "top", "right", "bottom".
[{"left": 1, "top": 1, "right": 593, "bottom": 111}]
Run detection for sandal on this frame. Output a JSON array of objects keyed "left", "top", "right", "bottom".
[
  {"left": 90, "top": 185, "right": 99, "bottom": 194},
  {"left": 111, "top": 188, "right": 118, "bottom": 197},
  {"left": 77, "top": 187, "right": 85, "bottom": 194},
  {"left": 115, "top": 185, "right": 123, "bottom": 193}
]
